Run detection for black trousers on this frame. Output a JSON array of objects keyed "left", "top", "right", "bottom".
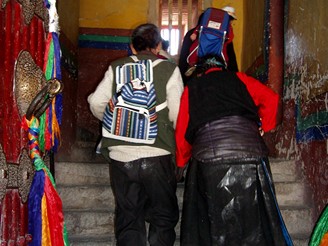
[{"left": 110, "top": 155, "right": 179, "bottom": 246}]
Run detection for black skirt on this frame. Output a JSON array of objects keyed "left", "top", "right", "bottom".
[{"left": 180, "top": 116, "right": 293, "bottom": 246}]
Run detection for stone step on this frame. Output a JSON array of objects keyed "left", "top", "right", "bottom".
[
  {"left": 270, "top": 159, "right": 302, "bottom": 183},
  {"left": 64, "top": 209, "right": 181, "bottom": 246},
  {"left": 55, "top": 159, "right": 311, "bottom": 209},
  {"left": 68, "top": 235, "right": 114, "bottom": 246},
  {"left": 67, "top": 236, "right": 308, "bottom": 246},
  {"left": 282, "top": 207, "right": 314, "bottom": 236},
  {"left": 67, "top": 236, "right": 181, "bottom": 246},
  {"left": 55, "top": 158, "right": 301, "bottom": 186},
  {"left": 64, "top": 210, "right": 114, "bottom": 237},
  {"left": 62, "top": 207, "right": 312, "bottom": 244},
  {"left": 64, "top": 210, "right": 182, "bottom": 237},
  {"left": 58, "top": 181, "right": 308, "bottom": 215},
  {"left": 275, "top": 181, "right": 312, "bottom": 207},
  {"left": 55, "top": 158, "right": 314, "bottom": 245},
  {"left": 57, "top": 142, "right": 303, "bottom": 183},
  {"left": 293, "top": 239, "right": 309, "bottom": 246},
  {"left": 59, "top": 186, "right": 313, "bottom": 238},
  {"left": 55, "top": 162, "right": 110, "bottom": 186},
  {"left": 58, "top": 183, "right": 185, "bottom": 211},
  {"left": 58, "top": 185, "right": 114, "bottom": 210}
]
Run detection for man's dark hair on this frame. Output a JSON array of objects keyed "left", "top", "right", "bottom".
[{"left": 131, "top": 23, "right": 162, "bottom": 52}]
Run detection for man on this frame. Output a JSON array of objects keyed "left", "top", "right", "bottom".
[{"left": 88, "top": 23, "right": 184, "bottom": 246}]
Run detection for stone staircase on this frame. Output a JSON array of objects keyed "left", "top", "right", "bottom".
[{"left": 55, "top": 142, "right": 315, "bottom": 246}]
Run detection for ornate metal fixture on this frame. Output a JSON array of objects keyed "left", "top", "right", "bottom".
[
  {"left": 1, "top": 0, "right": 49, "bottom": 31},
  {"left": 14, "top": 50, "right": 47, "bottom": 118},
  {"left": 0, "top": 144, "right": 36, "bottom": 203}
]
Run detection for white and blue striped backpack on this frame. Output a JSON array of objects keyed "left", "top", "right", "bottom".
[{"left": 102, "top": 56, "right": 166, "bottom": 144}]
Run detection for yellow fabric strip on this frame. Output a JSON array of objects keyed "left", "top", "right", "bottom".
[{"left": 42, "top": 195, "right": 52, "bottom": 246}]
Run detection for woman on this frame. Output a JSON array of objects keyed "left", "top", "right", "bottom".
[
  {"left": 175, "top": 56, "right": 293, "bottom": 245},
  {"left": 88, "top": 23, "right": 184, "bottom": 245}
]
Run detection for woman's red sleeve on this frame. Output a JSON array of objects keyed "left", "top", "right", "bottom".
[
  {"left": 175, "top": 87, "right": 192, "bottom": 167},
  {"left": 236, "top": 72, "right": 280, "bottom": 132}
]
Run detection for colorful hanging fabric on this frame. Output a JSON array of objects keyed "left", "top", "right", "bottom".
[
  {"left": 310, "top": 204, "right": 328, "bottom": 246},
  {"left": 22, "top": 116, "right": 69, "bottom": 246},
  {"left": 24, "top": 0, "right": 69, "bottom": 245},
  {"left": 38, "top": 0, "right": 63, "bottom": 154}
]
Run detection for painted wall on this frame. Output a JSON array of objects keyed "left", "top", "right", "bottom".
[
  {"left": 276, "top": 0, "right": 328, "bottom": 216},
  {"left": 79, "top": 0, "right": 149, "bottom": 29},
  {"left": 78, "top": 0, "right": 264, "bottom": 72}
]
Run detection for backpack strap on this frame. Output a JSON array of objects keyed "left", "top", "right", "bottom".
[
  {"left": 116, "top": 55, "right": 168, "bottom": 112},
  {"left": 156, "top": 101, "right": 167, "bottom": 112},
  {"left": 131, "top": 55, "right": 164, "bottom": 67},
  {"left": 130, "top": 56, "right": 168, "bottom": 112},
  {"left": 130, "top": 55, "right": 139, "bottom": 62},
  {"left": 151, "top": 59, "right": 168, "bottom": 112}
]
